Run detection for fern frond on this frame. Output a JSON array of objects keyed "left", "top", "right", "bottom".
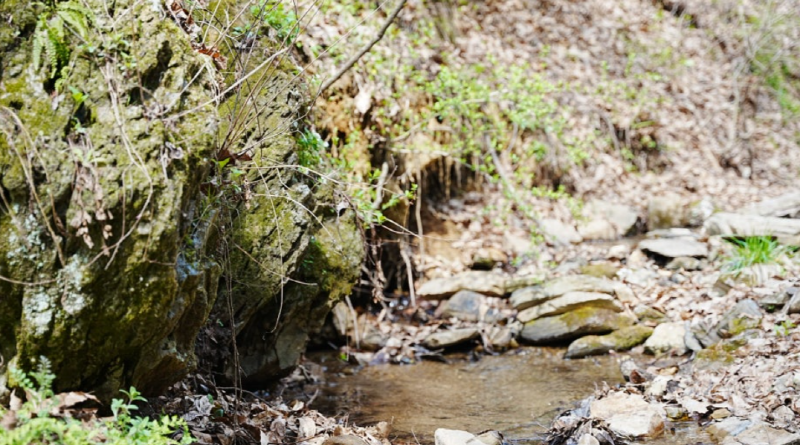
[
  {"left": 44, "top": 25, "right": 61, "bottom": 78},
  {"left": 32, "top": 17, "right": 47, "bottom": 71},
  {"left": 58, "top": 8, "right": 91, "bottom": 40}
]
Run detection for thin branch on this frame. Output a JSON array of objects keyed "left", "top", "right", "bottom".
[{"left": 317, "top": 0, "right": 408, "bottom": 95}]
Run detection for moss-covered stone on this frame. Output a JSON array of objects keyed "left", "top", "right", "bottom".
[
  {"left": 565, "top": 325, "right": 653, "bottom": 358},
  {"left": 0, "top": 0, "right": 360, "bottom": 401},
  {"left": 519, "top": 306, "right": 635, "bottom": 344}
]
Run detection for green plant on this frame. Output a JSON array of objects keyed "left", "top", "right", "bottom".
[
  {"left": 32, "top": 0, "right": 94, "bottom": 81},
  {"left": 235, "top": 0, "right": 299, "bottom": 43},
  {"left": 1, "top": 358, "right": 193, "bottom": 445},
  {"left": 774, "top": 319, "right": 796, "bottom": 337},
  {"left": 296, "top": 128, "right": 327, "bottom": 169},
  {"left": 723, "top": 236, "right": 785, "bottom": 272}
]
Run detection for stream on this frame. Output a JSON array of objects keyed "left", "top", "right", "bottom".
[{"left": 296, "top": 348, "right": 711, "bottom": 445}]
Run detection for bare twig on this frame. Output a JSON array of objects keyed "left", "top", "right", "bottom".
[{"left": 317, "top": 0, "right": 408, "bottom": 95}]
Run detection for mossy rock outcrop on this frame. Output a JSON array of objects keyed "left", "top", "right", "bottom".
[{"left": 0, "top": 0, "right": 361, "bottom": 400}]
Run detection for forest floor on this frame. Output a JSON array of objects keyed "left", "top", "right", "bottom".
[{"left": 161, "top": 0, "right": 800, "bottom": 443}]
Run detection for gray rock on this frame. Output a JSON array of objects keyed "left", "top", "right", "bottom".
[
  {"left": 470, "top": 248, "right": 507, "bottom": 270},
  {"left": 719, "top": 264, "right": 783, "bottom": 287},
  {"left": 417, "top": 271, "right": 507, "bottom": 300},
  {"left": 788, "top": 289, "right": 800, "bottom": 314},
  {"left": 707, "top": 418, "right": 752, "bottom": 442},
  {"left": 644, "top": 322, "right": 687, "bottom": 355},
  {"left": 323, "top": 435, "right": 368, "bottom": 445},
  {"left": 440, "top": 290, "right": 498, "bottom": 322},
  {"left": 565, "top": 325, "right": 653, "bottom": 358},
  {"left": 714, "top": 299, "right": 762, "bottom": 338},
  {"left": 580, "top": 262, "right": 620, "bottom": 279},
  {"left": 648, "top": 193, "right": 687, "bottom": 230},
  {"left": 639, "top": 238, "right": 709, "bottom": 258},
  {"left": 666, "top": 256, "right": 702, "bottom": 271},
  {"left": 688, "top": 197, "right": 716, "bottom": 226},
  {"left": 578, "top": 219, "right": 618, "bottom": 241},
  {"left": 618, "top": 267, "right": 659, "bottom": 287},
  {"left": 541, "top": 218, "right": 583, "bottom": 245},
  {"left": 517, "top": 291, "right": 623, "bottom": 323},
  {"left": 577, "top": 434, "right": 600, "bottom": 445},
  {"left": 634, "top": 305, "right": 669, "bottom": 324},
  {"left": 646, "top": 228, "right": 699, "bottom": 238},
  {"left": 583, "top": 199, "right": 639, "bottom": 237},
  {"left": 590, "top": 392, "right": 666, "bottom": 438},
  {"left": 743, "top": 190, "right": 800, "bottom": 218},
  {"left": 520, "top": 307, "right": 635, "bottom": 344},
  {"left": 435, "top": 429, "right": 475, "bottom": 445},
  {"left": 510, "top": 275, "right": 620, "bottom": 310},
  {"left": 704, "top": 212, "right": 800, "bottom": 244},
  {"left": 715, "top": 421, "right": 800, "bottom": 445},
  {"left": 423, "top": 328, "right": 481, "bottom": 349},
  {"left": 760, "top": 286, "right": 796, "bottom": 309}
]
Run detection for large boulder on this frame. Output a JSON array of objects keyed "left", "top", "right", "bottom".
[
  {"left": 520, "top": 307, "right": 634, "bottom": 344},
  {"left": 0, "top": 0, "right": 361, "bottom": 400}
]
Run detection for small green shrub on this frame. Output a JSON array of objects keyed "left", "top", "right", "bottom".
[
  {"left": 723, "top": 236, "right": 785, "bottom": 272},
  {"left": 234, "top": 0, "right": 299, "bottom": 43},
  {"left": 0, "top": 358, "right": 193, "bottom": 445}
]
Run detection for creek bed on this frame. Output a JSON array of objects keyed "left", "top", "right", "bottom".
[{"left": 295, "top": 348, "right": 710, "bottom": 444}]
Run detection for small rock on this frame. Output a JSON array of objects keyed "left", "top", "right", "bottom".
[
  {"left": 646, "top": 375, "right": 671, "bottom": 397},
  {"left": 711, "top": 408, "right": 732, "bottom": 420},
  {"left": 618, "top": 267, "right": 658, "bottom": 287},
  {"left": 471, "top": 430, "right": 503, "bottom": 445},
  {"left": 565, "top": 325, "right": 653, "bottom": 358},
  {"left": 733, "top": 421, "right": 800, "bottom": 445},
  {"left": 666, "top": 256, "right": 702, "bottom": 271},
  {"left": 760, "top": 287, "right": 794, "bottom": 309},
  {"left": 517, "top": 291, "right": 623, "bottom": 323},
  {"left": 707, "top": 418, "right": 752, "bottom": 441},
  {"left": 590, "top": 392, "right": 666, "bottom": 438},
  {"left": 583, "top": 199, "right": 639, "bottom": 237},
  {"left": 440, "top": 291, "right": 500, "bottom": 322},
  {"left": 423, "top": 328, "right": 480, "bottom": 349},
  {"left": 510, "top": 275, "right": 619, "bottom": 310},
  {"left": 648, "top": 193, "right": 687, "bottom": 230},
  {"left": 664, "top": 405, "right": 687, "bottom": 420},
  {"left": 580, "top": 262, "right": 620, "bottom": 279},
  {"left": 487, "top": 325, "right": 516, "bottom": 350},
  {"left": 704, "top": 212, "right": 800, "bottom": 239},
  {"left": 643, "top": 322, "right": 687, "bottom": 355},
  {"left": 607, "top": 244, "right": 631, "bottom": 260},
  {"left": 771, "top": 406, "right": 796, "bottom": 428},
  {"left": 360, "top": 325, "right": 388, "bottom": 351},
  {"left": 417, "top": 271, "right": 506, "bottom": 300},
  {"left": 541, "top": 218, "right": 583, "bottom": 245},
  {"left": 743, "top": 190, "right": 800, "bottom": 218},
  {"left": 470, "top": 248, "right": 507, "bottom": 270},
  {"left": 688, "top": 197, "right": 716, "bottom": 226},
  {"left": 577, "top": 434, "right": 600, "bottom": 445},
  {"left": 578, "top": 219, "right": 618, "bottom": 241},
  {"left": 785, "top": 289, "right": 800, "bottom": 314},
  {"left": 719, "top": 264, "right": 783, "bottom": 287},
  {"left": 646, "top": 228, "right": 699, "bottom": 239},
  {"left": 634, "top": 305, "right": 669, "bottom": 324},
  {"left": 714, "top": 299, "right": 762, "bottom": 338},
  {"left": 323, "top": 435, "right": 368, "bottom": 445},
  {"left": 435, "top": 429, "right": 475, "bottom": 445},
  {"left": 520, "top": 307, "right": 634, "bottom": 344},
  {"left": 639, "top": 238, "right": 709, "bottom": 258}
]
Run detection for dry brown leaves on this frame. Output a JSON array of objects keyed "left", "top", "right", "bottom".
[{"left": 159, "top": 375, "right": 392, "bottom": 445}]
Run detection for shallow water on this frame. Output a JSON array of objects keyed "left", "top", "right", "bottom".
[{"left": 299, "top": 348, "right": 711, "bottom": 444}]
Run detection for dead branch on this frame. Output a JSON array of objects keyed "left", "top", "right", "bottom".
[{"left": 317, "top": 0, "right": 408, "bottom": 95}]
